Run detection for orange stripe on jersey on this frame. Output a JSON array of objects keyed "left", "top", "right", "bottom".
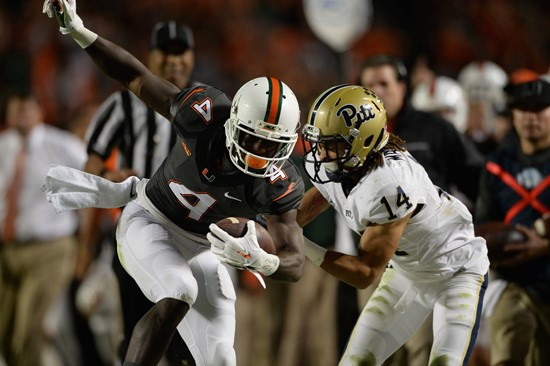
[
  {"left": 272, "top": 182, "right": 295, "bottom": 202},
  {"left": 178, "top": 87, "right": 205, "bottom": 110},
  {"left": 264, "top": 77, "right": 283, "bottom": 124},
  {"left": 181, "top": 142, "right": 191, "bottom": 156}
]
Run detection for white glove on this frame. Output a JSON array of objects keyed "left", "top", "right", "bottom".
[
  {"left": 42, "top": 0, "right": 97, "bottom": 48},
  {"left": 207, "top": 221, "right": 280, "bottom": 277}
]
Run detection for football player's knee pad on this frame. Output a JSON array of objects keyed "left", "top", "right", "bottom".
[
  {"left": 211, "top": 342, "right": 236, "bottom": 366},
  {"left": 155, "top": 268, "right": 199, "bottom": 307},
  {"left": 205, "top": 263, "right": 237, "bottom": 304}
]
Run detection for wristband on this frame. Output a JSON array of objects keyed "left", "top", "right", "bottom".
[
  {"left": 64, "top": 26, "right": 98, "bottom": 49},
  {"left": 304, "top": 236, "right": 327, "bottom": 266}
]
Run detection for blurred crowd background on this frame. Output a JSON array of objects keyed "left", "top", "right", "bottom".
[{"left": 1, "top": 0, "right": 549, "bottom": 132}]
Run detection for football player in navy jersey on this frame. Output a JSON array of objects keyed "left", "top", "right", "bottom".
[{"left": 43, "top": 1, "right": 305, "bottom": 365}]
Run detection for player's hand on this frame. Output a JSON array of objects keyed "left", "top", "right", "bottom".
[
  {"left": 43, "top": 0, "right": 81, "bottom": 33},
  {"left": 43, "top": 0, "right": 96, "bottom": 48},
  {"left": 42, "top": 0, "right": 57, "bottom": 19},
  {"left": 207, "top": 221, "right": 262, "bottom": 268},
  {"left": 207, "top": 221, "right": 280, "bottom": 276},
  {"left": 498, "top": 224, "right": 549, "bottom": 267}
]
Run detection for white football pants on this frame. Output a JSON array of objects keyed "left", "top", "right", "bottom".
[
  {"left": 340, "top": 267, "right": 487, "bottom": 366},
  {"left": 116, "top": 187, "right": 237, "bottom": 366}
]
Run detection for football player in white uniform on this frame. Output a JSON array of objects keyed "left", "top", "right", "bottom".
[{"left": 297, "top": 85, "right": 490, "bottom": 366}]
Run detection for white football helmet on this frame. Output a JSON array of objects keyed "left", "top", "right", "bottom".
[
  {"left": 411, "top": 76, "right": 468, "bottom": 133},
  {"left": 458, "top": 60, "right": 508, "bottom": 106},
  {"left": 225, "top": 77, "right": 300, "bottom": 178},
  {"left": 458, "top": 60, "right": 508, "bottom": 137}
]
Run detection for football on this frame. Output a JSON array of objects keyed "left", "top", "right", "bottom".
[
  {"left": 475, "top": 221, "right": 527, "bottom": 262},
  {"left": 214, "top": 217, "right": 276, "bottom": 254}
]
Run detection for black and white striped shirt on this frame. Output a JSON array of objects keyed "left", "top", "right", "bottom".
[{"left": 86, "top": 89, "right": 184, "bottom": 178}]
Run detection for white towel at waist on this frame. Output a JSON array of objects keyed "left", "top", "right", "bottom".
[{"left": 42, "top": 164, "right": 140, "bottom": 213}]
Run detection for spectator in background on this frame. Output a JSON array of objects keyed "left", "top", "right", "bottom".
[
  {"left": 81, "top": 20, "right": 197, "bottom": 365},
  {"left": 359, "top": 55, "right": 483, "bottom": 202},
  {"left": 475, "top": 78, "right": 550, "bottom": 366},
  {"left": 411, "top": 75, "right": 469, "bottom": 135},
  {"left": 458, "top": 60, "right": 509, "bottom": 155},
  {"left": 0, "top": 91, "right": 87, "bottom": 366},
  {"left": 492, "top": 68, "right": 543, "bottom": 148}
]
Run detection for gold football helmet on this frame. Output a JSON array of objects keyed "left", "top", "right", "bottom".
[{"left": 302, "top": 85, "right": 389, "bottom": 183}]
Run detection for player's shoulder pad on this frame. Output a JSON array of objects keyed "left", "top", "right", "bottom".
[
  {"left": 170, "top": 85, "right": 232, "bottom": 137},
  {"left": 363, "top": 163, "right": 418, "bottom": 224},
  {"left": 255, "top": 160, "right": 305, "bottom": 214}
]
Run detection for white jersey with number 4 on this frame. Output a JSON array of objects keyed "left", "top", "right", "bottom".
[{"left": 307, "top": 149, "right": 489, "bottom": 282}]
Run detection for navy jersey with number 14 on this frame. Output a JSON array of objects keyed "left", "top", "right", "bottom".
[{"left": 145, "top": 85, "right": 304, "bottom": 234}]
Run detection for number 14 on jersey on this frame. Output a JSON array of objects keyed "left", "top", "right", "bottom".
[{"left": 380, "top": 185, "right": 412, "bottom": 220}]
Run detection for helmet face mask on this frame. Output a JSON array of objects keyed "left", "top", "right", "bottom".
[
  {"left": 225, "top": 77, "right": 300, "bottom": 178},
  {"left": 302, "top": 125, "right": 361, "bottom": 183},
  {"left": 302, "top": 85, "right": 389, "bottom": 183}
]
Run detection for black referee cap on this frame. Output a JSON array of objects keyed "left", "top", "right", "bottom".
[
  {"left": 150, "top": 21, "right": 194, "bottom": 54},
  {"left": 508, "top": 78, "right": 550, "bottom": 112}
]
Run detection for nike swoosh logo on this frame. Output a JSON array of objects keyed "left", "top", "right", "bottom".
[{"left": 224, "top": 192, "right": 242, "bottom": 202}]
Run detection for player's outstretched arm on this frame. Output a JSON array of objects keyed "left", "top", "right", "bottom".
[
  {"left": 85, "top": 38, "right": 178, "bottom": 119},
  {"left": 43, "top": 0, "right": 179, "bottom": 120},
  {"left": 296, "top": 186, "right": 331, "bottom": 228},
  {"left": 306, "top": 212, "right": 412, "bottom": 289}
]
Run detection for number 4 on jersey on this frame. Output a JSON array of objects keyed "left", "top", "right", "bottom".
[
  {"left": 192, "top": 98, "right": 213, "bottom": 124},
  {"left": 169, "top": 181, "right": 217, "bottom": 221},
  {"left": 380, "top": 186, "right": 413, "bottom": 220}
]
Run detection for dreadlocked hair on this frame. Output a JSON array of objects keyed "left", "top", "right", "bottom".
[{"left": 363, "top": 133, "right": 407, "bottom": 171}]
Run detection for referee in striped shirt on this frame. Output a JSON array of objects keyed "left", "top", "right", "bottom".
[{"left": 80, "top": 21, "right": 198, "bottom": 365}]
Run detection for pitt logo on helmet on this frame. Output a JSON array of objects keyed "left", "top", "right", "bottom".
[
  {"left": 301, "top": 85, "right": 390, "bottom": 183},
  {"left": 337, "top": 103, "right": 376, "bottom": 128}
]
